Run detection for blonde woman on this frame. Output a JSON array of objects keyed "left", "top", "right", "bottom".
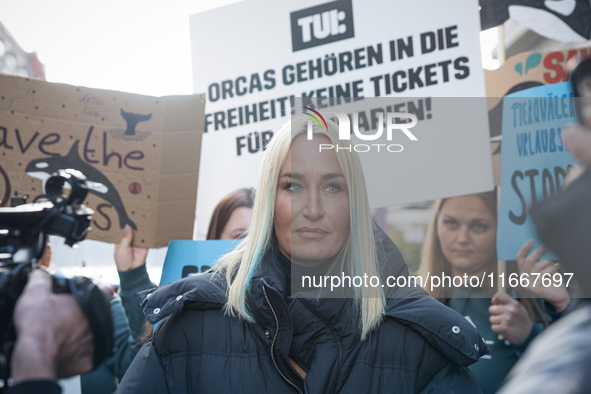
[
  {"left": 418, "top": 192, "right": 569, "bottom": 394},
  {"left": 118, "top": 118, "right": 486, "bottom": 393}
]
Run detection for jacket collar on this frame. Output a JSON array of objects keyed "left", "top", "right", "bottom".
[{"left": 139, "top": 226, "right": 487, "bottom": 367}]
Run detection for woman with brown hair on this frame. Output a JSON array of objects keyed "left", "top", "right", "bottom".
[
  {"left": 206, "top": 187, "right": 255, "bottom": 240},
  {"left": 418, "top": 191, "right": 570, "bottom": 394}
]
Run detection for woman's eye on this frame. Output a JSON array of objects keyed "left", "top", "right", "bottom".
[
  {"left": 472, "top": 223, "right": 488, "bottom": 232},
  {"left": 325, "top": 183, "right": 343, "bottom": 193},
  {"left": 283, "top": 182, "right": 302, "bottom": 192},
  {"left": 444, "top": 219, "right": 458, "bottom": 229}
]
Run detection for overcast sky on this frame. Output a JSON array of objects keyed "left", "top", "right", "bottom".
[
  {"left": 0, "top": 0, "right": 241, "bottom": 97},
  {"left": 0, "top": 1, "right": 250, "bottom": 283},
  {"left": 0, "top": 1, "right": 498, "bottom": 99}
]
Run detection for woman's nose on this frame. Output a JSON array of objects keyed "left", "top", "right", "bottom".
[
  {"left": 456, "top": 226, "right": 470, "bottom": 244},
  {"left": 303, "top": 190, "right": 324, "bottom": 221}
]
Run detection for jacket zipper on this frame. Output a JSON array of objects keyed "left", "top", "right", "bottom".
[{"left": 262, "top": 285, "right": 303, "bottom": 394}]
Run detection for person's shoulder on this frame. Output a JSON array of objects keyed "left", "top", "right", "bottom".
[
  {"left": 498, "top": 305, "right": 591, "bottom": 393},
  {"left": 151, "top": 302, "right": 235, "bottom": 357},
  {"left": 140, "top": 272, "right": 228, "bottom": 325},
  {"left": 384, "top": 296, "right": 487, "bottom": 367},
  {"left": 368, "top": 317, "right": 483, "bottom": 392}
]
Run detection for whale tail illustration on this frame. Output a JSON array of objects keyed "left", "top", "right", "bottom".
[
  {"left": 120, "top": 109, "right": 153, "bottom": 136},
  {"left": 119, "top": 212, "right": 137, "bottom": 231}
]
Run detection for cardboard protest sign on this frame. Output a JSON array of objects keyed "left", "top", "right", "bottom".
[
  {"left": 485, "top": 46, "right": 591, "bottom": 101},
  {"left": 485, "top": 45, "right": 590, "bottom": 184},
  {"left": 497, "top": 82, "right": 579, "bottom": 260},
  {"left": 159, "top": 240, "right": 238, "bottom": 285},
  {"left": 190, "top": 0, "right": 488, "bottom": 238},
  {"left": 0, "top": 74, "right": 204, "bottom": 248}
]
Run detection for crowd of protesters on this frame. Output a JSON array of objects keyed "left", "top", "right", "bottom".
[{"left": 7, "top": 74, "right": 591, "bottom": 394}]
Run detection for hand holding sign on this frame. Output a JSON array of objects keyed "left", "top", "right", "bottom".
[
  {"left": 489, "top": 292, "right": 533, "bottom": 346},
  {"left": 114, "top": 225, "right": 149, "bottom": 272},
  {"left": 516, "top": 240, "right": 570, "bottom": 313}
]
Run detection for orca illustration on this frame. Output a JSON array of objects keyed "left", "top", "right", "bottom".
[
  {"left": 509, "top": 0, "right": 591, "bottom": 42},
  {"left": 480, "top": 0, "right": 590, "bottom": 41},
  {"left": 25, "top": 140, "right": 138, "bottom": 230},
  {"left": 120, "top": 109, "right": 152, "bottom": 136}
]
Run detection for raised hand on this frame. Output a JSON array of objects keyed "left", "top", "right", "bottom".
[
  {"left": 516, "top": 240, "right": 570, "bottom": 312},
  {"left": 114, "top": 225, "right": 149, "bottom": 272},
  {"left": 489, "top": 292, "right": 533, "bottom": 345}
]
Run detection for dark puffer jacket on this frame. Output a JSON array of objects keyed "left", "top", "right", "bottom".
[{"left": 118, "top": 236, "right": 487, "bottom": 393}]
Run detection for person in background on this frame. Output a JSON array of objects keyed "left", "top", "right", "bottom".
[
  {"left": 114, "top": 187, "right": 256, "bottom": 329},
  {"left": 114, "top": 187, "right": 256, "bottom": 336},
  {"left": 497, "top": 119, "right": 591, "bottom": 394},
  {"left": 114, "top": 188, "right": 255, "bottom": 338},
  {"left": 206, "top": 188, "right": 255, "bottom": 240},
  {"left": 418, "top": 191, "right": 570, "bottom": 394},
  {"left": 106, "top": 188, "right": 257, "bottom": 385},
  {"left": 114, "top": 225, "right": 157, "bottom": 349},
  {"left": 8, "top": 269, "right": 95, "bottom": 394}
]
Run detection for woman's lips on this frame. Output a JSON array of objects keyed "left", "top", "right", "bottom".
[
  {"left": 453, "top": 249, "right": 473, "bottom": 256},
  {"left": 295, "top": 227, "right": 329, "bottom": 239}
]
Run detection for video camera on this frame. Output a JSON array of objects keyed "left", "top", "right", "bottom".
[{"left": 0, "top": 169, "right": 114, "bottom": 390}]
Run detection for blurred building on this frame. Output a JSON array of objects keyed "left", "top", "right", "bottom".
[{"left": 0, "top": 20, "right": 45, "bottom": 79}]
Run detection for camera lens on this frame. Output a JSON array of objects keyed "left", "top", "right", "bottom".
[{"left": 44, "top": 169, "right": 88, "bottom": 207}]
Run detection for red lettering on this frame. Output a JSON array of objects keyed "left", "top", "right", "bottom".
[{"left": 544, "top": 52, "right": 563, "bottom": 84}]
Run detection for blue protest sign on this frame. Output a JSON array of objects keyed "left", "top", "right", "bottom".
[
  {"left": 497, "top": 82, "right": 579, "bottom": 260},
  {"left": 159, "top": 240, "right": 239, "bottom": 286}
]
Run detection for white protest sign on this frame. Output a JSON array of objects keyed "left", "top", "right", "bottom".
[{"left": 190, "top": 0, "right": 490, "bottom": 238}]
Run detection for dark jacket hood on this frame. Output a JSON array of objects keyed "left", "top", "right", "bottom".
[{"left": 139, "top": 226, "right": 487, "bottom": 368}]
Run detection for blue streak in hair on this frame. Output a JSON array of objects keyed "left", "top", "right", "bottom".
[{"left": 245, "top": 249, "right": 261, "bottom": 291}]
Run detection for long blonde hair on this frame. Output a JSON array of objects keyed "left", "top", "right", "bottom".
[
  {"left": 213, "top": 116, "right": 385, "bottom": 340},
  {"left": 418, "top": 191, "right": 498, "bottom": 300},
  {"left": 418, "top": 191, "right": 547, "bottom": 324}
]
